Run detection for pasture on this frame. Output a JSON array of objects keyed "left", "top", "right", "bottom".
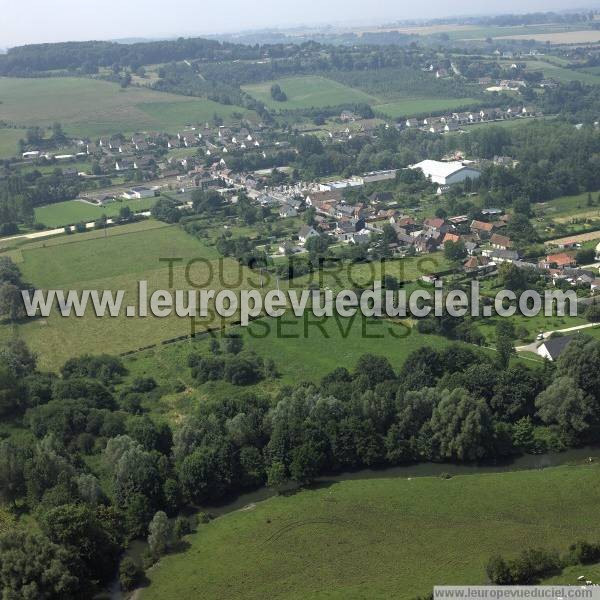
[
  {"left": 34, "top": 197, "right": 158, "bottom": 228},
  {"left": 0, "top": 128, "right": 26, "bottom": 158},
  {"left": 242, "top": 76, "right": 378, "bottom": 111},
  {"left": 141, "top": 465, "right": 600, "bottom": 600},
  {"left": 0, "top": 77, "right": 251, "bottom": 137},
  {"left": 375, "top": 97, "right": 480, "bottom": 118},
  {"left": 0, "top": 223, "right": 252, "bottom": 369}
]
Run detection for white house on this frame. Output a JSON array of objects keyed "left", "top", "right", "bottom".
[
  {"left": 298, "top": 225, "right": 319, "bottom": 245},
  {"left": 409, "top": 160, "right": 481, "bottom": 186},
  {"left": 121, "top": 186, "right": 155, "bottom": 200}
]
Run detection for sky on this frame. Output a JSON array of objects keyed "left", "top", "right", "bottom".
[{"left": 2, "top": 0, "right": 596, "bottom": 47}]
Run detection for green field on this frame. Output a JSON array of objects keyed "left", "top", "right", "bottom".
[
  {"left": 375, "top": 97, "right": 480, "bottom": 118},
  {"left": 242, "top": 76, "right": 379, "bottom": 110},
  {"left": 141, "top": 465, "right": 600, "bottom": 600},
  {"left": 34, "top": 197, "right": 159, "bottom": 227},
  {"left": 0, "top": 128, "right": 26, "bottom": 158},
  {"left": 0, "top": 77, "right": 252, "bottom": 137},
  {"left": 526, "top": 61, "right": 600, "bottom": 85},
  {"left": 0, "top": 223, "right": 253, "bottom": 369}
]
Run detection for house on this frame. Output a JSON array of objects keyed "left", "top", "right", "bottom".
[
  {"left": 544, "top": 253, "right": 577, "bottom": 269},
  {"left": 121, "top": 186, "right": 155, "bottom": 200},
  {"left": 409, "top": 160, "right": 481, "bottom": 185},
  {"left": 490, "top": 234, "right": 513, "bottom": 250},
  {"left": 298, "top": 225, "right": 319, "bottom": 245},
  {"left": 279, "top": 205, "right": 298, "bottom": 218},
  {"left": 441, "top": 232, "right": 461, "bottom": 248},
  {"left": 470, "top": 220, "right": 494, "bottom": 239},
  {"left": 463, "top": 255, "right": 493, "bottom": 274},
  {"left": 340, "top": 110, "right": 357, "bottom": 122},
  {"left": 537, "top": 335, "right": 575, "bottom": 362},
  {"left": 591, "top": 279, "right": 600, "bottom": 294}
]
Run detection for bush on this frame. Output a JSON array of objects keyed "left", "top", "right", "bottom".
[{"left": 119, "top": 557, "right": 142, "bottom": 592}]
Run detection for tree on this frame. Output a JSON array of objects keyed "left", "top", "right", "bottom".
[
  {"left": 535, "top": 376, "right": 595, "bottom": 443},
  {"left": 270, "top": 84, "right": 287, "bottom": 102},
  {"left": 151, "top": 197, "right": 181, "bottom": 223},
  {"left": 148, "top": 511, "right": 171, "bottom": 560},
  {"left": 119, "top": 557, "right": 142, "bottom": 592},
  {"left": 444, "top": 240, "right": 467, "bottom": 263},
  {"left": 0, "top": 282, "right": 24, "bottom": 321},
  {"left": 0, "top": 529, "right": 81, "bottom": 598},
  {"left": 429, "top": 388, "right": 493, "bottom": 461},
  {"left": 496, "top": 335, "right": 515, "bottom": 369},
  {"left": 223, "top": 334, "right": 244, "bottom": 355},
  {"left": 39, "top": 503, "right": 120, "bottom": 585},
  {"left": 586, "top": 301, "right": 600, "bottom": 323}
]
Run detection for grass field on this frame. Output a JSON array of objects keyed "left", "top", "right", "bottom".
[
  {"left": 242, "top": 76, "right": 379, "bottom": 111},
  {"left": 34, "top": 198, "right": 158, "bottom": 227},
  {"left": 525, "top": 61, "right": 600, "bottom": 85},
  {"left": 0, "top": 128, "right": 26, "bottom": 158},
  {"left": 141, "top": 465, "right": 600, "bottom": 600},
  {"left": 0, "top": 223, "right": 254, "bottom": 369},
  {"left": 375, "top": 98, "right": 480, "bottom": 119},
  {"left": 0, "top": 77, "right": 252, "bottom": 137}
]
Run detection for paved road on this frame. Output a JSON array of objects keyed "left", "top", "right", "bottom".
[{"left": 516, "top": 322, "right": 599, "bottom": 353}]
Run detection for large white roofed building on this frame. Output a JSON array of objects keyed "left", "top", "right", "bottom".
[{"left": 409, "top": 160, "right": 481, "bottom": 185}]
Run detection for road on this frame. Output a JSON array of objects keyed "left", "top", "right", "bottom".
[
  {"left": 516, "top": 322, "right": 599, "bottom": 353},
  {"left": 1, "top": 212, "right": 152, "bottom": 243}
]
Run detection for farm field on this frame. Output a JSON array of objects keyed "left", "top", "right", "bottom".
[
  {"left": 525, "top": 61, "right": 600, "bottom": 85},
  {"left": 34, "top": 197, "right": 159, "bottom": 227},
  {"left": 141, "top": 465, "right": 600, "bottom": 600},
  {"left": 241, "top": 76, "right": 379, "bottom": 110},
  {"left": 375, "top": 97, "right": 480, "bottom": 118},
  {"left": 494, "top": 30, "right": 600, "bottom": 44},
  {"left": 453, "top": 24, "right": 593, "bottom": 41},
  {"left": 0, "top": 223, "right": 253, "bottom": 369},
  {"left": 0, "top": 128, "right": 26, "bottom": 158},
  {"left": 0, "top": 77, "right": 252, "bottom": 137}
]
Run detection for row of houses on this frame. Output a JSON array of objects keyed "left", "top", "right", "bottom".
[{"left": 401, "top": 106, "right": 537, "bottom": 133}]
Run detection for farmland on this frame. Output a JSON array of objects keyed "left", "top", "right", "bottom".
[
  {"left": 34, "top": 197, "right": 158, "bottom": 227},
  {"left": 141, "top": 465, "right": 600, "bottom": 600},
  {"left": 0, "top": 77, "right": 252, "bottom": 137},
  {"left": 375, "top": 97, "right": 480, "bottom": 119},
  {"left": 242, "top": 76, "right": 378, "bottom": 111},
  {"left": 0, "top": 222, "right": 254, "bottom": 369}
]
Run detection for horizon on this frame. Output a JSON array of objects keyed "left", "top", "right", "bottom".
[{"left": 3, "top": 0, "right": 598, "bottom": 48}]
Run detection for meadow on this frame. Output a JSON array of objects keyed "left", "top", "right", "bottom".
[
  {"left": 0, "top": 222, "right": 255, "bottom": 369},
  {"left": 241, "top": 76, "right": 379, "bottom": 111},
  {"left": 0, "top": 77, "right": 252, "bottom": 137},
  {"left": 0, "top": 127, "right": 26, "bottom": 158},
  {"left": 141, "top": 465, "right": 600, "bottom": 600},
  {"left": 34, "top": 197, "right": 159, "bottom": 227},
  {"left": 524, "top": 61, "right": 600, "bottom": 85},
  {"left": 375, "top": 97, "right": 480, "bottom": 119}
]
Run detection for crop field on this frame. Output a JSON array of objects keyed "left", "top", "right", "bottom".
[
  {"left": 494, "top": 30, "right": 600, "bottom": 44},
  {"left": 0, "top": 77, "right": 251, "bottom": 137},
  {"left": 0, "top": 223, "right": 255, "bottom": 369},
  {"left": 141, "top": 465, "right": 600, "bottom": 600},
  {"left": 0, "top": 128, "right": 26, "bottom": 158},
  {"left": 34, "top": 197, "right": 159, "bottom": 227},
  {"left": 242, "top": 76, "right": 379, "bottom": 110},
  {"left": 375, "top": 98, "right": 480, "bottom": 118}
]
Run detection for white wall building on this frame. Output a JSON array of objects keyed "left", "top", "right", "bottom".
[{"left": 409, "top": 160, "right": 481, "bottom": 186}]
